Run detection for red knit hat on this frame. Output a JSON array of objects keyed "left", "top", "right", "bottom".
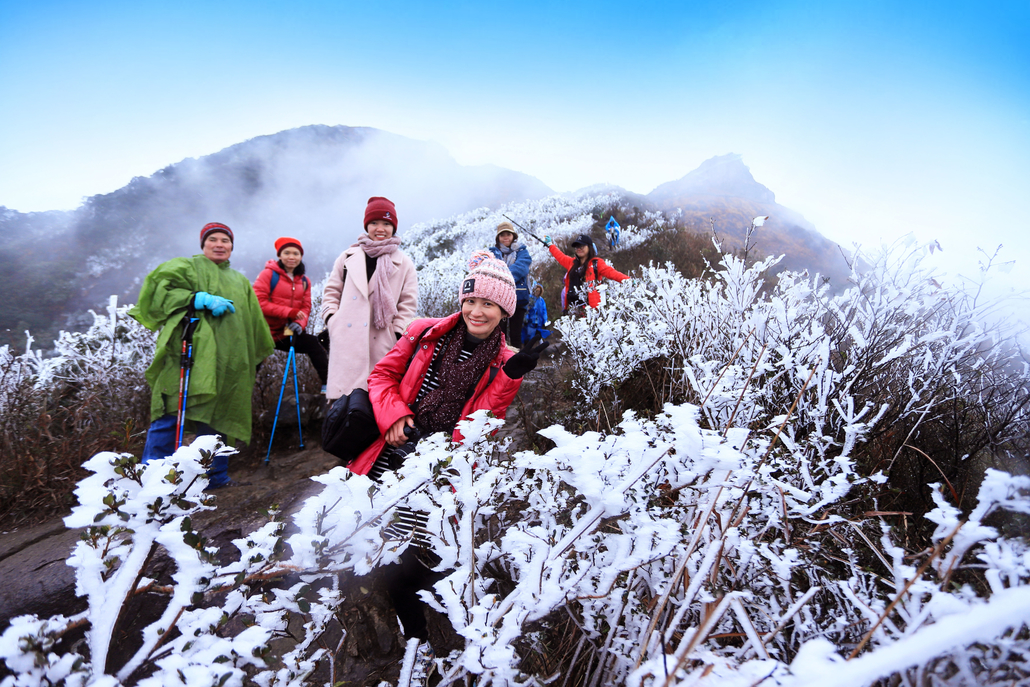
[
  {"left": 275, "top": 236, "right": 303, "bottom": 256},
  {"left": 200, "top": 222, "right": 233, "bottom": 247},
  {"left": 364, "top": 196, "right": 398, "bottom": 233},
  {"left": 459, "top": 250, "right": 517, "bottom": 318}
]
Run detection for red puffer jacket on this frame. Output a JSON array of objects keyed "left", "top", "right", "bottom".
[
  {"left": 348, "top": 313, "right": 520, "bottom": 475},
  {"left": 252, "top": 260, "right": 311, "bottom": 341},
  {"left": 548, "top": 244, "right": 628, "bottom": 309}
]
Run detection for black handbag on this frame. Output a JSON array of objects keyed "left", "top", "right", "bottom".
[{"left": 321, "top": 388, "right": 380, "bottom": 465}]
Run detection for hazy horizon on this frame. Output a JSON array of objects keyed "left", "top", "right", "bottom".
[{"left": 2, "top": 0, "right": 1027, "bottom": 295}]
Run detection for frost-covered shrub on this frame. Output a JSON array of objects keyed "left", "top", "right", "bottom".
[
  {"left": 4, "top": 235, "right": 1030, "bottom": 685},
  {"left": 557, "top": 239, "right": 1030, "bottom": 517},
  {"left": 405, "top": 193, "right": 622, "bottom": 318},
  {"left": 0, "top": 301, "right": 155, "bottom": 521},
  {"left": 0, "top": 437, "right": 342, "bottom": 687}
]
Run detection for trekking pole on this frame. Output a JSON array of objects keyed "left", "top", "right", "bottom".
[
  {"left": 291, "top": 338, "right": 304, "bottom": 450},
  {"left": 501, "top": 214, "right": 547, "bottom": 245},
  {"left": 266, "top": 334, "right": 303, "bottom": 463},
  {"left": 175, "top": 304, "right": 201, "bottom": 450}
]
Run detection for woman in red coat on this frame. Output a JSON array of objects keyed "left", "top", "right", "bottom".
[
  {"left": 357, "top": 250, "right": 548, "bottom": 681},
  {"left": 252, "top": 237, "right": 329, "bottom": 386},
  {"left": 544, "top": 232, "right": 628, "bottom": 314}
]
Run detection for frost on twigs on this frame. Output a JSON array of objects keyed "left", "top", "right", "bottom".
[
  {"left": 4, "top": 234, "right": 1029, "bottom": 686},
  {"left": 0, "top": 436, "right": 333, "bottom": 687}
]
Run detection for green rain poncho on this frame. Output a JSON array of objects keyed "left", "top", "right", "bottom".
[{"left": 130, "top": 255, "right": 275, "bottom": 444}]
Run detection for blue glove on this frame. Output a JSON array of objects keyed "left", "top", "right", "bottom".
[
  {"left": 543, "top": 235, "right": 553, "bottom": 247},
  {"left": 194, "top": 291, "right": 236, "bottom": 317},
  {"left": 286, "top": 322, "right": 303, "bottom": 335}
]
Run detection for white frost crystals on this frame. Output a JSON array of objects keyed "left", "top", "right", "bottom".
[
  {"left": 0, "top": 438, "right": 328, "bottom": 687},
  {"left": 2, "top": 218, "right": 1029, "bottom": 685}
]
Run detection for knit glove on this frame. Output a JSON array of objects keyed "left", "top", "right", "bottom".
[
  {"left": 502, "top": 335, "right": 549, "bottom": 379},
  {"left": 543, "top": 235, "right": 553, "bottom": 247},
  {"left": 194, "top": 291, "right": 236, "bottom": 317},
  {"left": 286, "top": 322, "right": 303, "bottom": 335}
]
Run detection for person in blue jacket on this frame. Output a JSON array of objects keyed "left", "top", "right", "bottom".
[
  {"left": 489, "top": 221, "right": 531, "bottom": 348},
  {"left": 521, "top": 283, "right": 551, "bottom": 344}
]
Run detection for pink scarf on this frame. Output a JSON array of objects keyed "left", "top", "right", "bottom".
[{"left": 358, "top": 234, "right": 402, "bottom": 330}]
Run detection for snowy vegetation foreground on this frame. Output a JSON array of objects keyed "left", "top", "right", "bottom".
[{"left": 1, "top": 193, "right": 1029, "bottom": 686}]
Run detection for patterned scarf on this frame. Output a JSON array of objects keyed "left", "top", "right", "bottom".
[
  {"left": 497, "top": 241, "right": 523, "bottom": 267},
  {"left": 358, "top": 234, "right": 402, "bottom": 330},
  {"left": 415, "top": 319, "right": 502, "bottom": 434}
]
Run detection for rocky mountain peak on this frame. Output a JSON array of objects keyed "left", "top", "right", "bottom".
[{"left": 648, "top": 153, "right": 775, "bottom": 204}]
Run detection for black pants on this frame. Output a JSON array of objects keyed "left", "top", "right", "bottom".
[
  {"left": 504, "top": 301, "right": 528, "bottom": 348},
  {"left": 275, "top": 333, "right": 329, "bottom": 385},
  {"left": 383, "top": 548, "right": 447, "bottom": 641}
]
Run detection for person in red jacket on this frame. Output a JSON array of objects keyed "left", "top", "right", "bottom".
[
  {"left": 356, "top": 250, "right": 548, "bottom": 682},
  {"left": 252, "top": 237, "right": 329, "bottom": 386},
  {"left": 544, "top": 232, "right": 629, "bottom": 314}
]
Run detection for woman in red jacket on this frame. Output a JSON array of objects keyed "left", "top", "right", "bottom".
[
  {"left": 252, "top": 237, "right": 329, "bottom": 386},
  {"left": 357, "top": 250, "right": 548, "bottom": 682},
  {"left": 544, "top": 232, "right": 628, "bottom": 314}
]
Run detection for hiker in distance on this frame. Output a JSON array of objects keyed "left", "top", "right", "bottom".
[
  {"left": 543, "top": 232, "right": 629, "bottom": 315},
  {"left": 252, "top": 236, "right": 329, "bottom": 389},
  {"left": 488, "top": 220, "right": 531, "bottom": 349},
  {"left": 521, "top": 283, "right": 551, "bottom": 343},
  {"left": 130, "top": 222, "right": 274, "bottom": 488},
  {"left": 351, "top": 251, "right": 549, "bottom": 684},
  {"left": 321, "top": 196, "right": 419, "bottom": 403}
]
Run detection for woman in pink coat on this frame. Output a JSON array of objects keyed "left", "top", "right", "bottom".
[
  {"left": 357, "top": 250, "right": 548, "bottom": 681},
  {"left": 320, "top": 197, "right": 419, "bottom": 402},
  {"left": 253, "top": 236, "right": 329, "bottom": 385}
]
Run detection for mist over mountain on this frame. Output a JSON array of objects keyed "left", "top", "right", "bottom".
[
  {"left": 0, "top": 130, "right": 848, "bottom": 350},
  {"left": 0, "top": 126, "right": 553, "bottom": 346}
]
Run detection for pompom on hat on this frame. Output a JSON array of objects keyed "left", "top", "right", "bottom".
[
  {"left": 275, "top": 236, "right": 303, "bottom": 256},
  {"left": 460, "top": 250, "right": 517, "bottom": 318},
  {"left": 200, "top": 222, "right": 233, "bottom": 248},
  {"left": 364, "top": 196, "right": 398, "bottom": 233}
]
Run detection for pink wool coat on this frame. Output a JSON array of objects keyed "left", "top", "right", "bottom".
[{"left": 321, "top": 244, "right": 418, "bottom": 400}]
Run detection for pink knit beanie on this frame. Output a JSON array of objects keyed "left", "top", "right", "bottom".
[{"left": 460, "top": 250, "right": 517, "bottom": 317}]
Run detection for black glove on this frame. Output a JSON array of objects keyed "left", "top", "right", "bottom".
[
  {"left": 502, "top": 335, "right": 549, "bottom": 379},
  {"left": 286, "top": 322, "right": 303, "bottom": 335}
]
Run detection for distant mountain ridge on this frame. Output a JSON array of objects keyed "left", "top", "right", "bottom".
[
  {"left": 0, "top": 129, "right": 848, "bottom": 350},
  {"left": 0, "top": 125, "right": 555, "bottom": 346},
  {"left": 649, "top": 153, "right": 777, "bottom": 204},
  {"left": 643, "top": 154, "right": 847, "bottom": 284}
]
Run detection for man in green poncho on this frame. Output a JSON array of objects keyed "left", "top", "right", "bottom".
[{"left": 131, "top": 222, "right": 274, "bottom": 488}]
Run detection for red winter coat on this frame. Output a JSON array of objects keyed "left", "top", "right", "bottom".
[
  {"left": 348, "top": 313, "right": 521, "bottom": 475},
  {"left": 548, "top": 244, "right": 628, "bottom": 309},
  {"left": 253, "top": 260, "right": 311, "bottom": 341}
]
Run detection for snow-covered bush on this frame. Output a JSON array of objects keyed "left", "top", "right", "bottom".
[
  {"left": 0, "top": 301, "right": 155, "bottom": 521},
  {"left": 0, "top": 437, "right": 343, "bottom": 687},
  {"left": 4, "top": 227, "right": 1028, "bottom": 686},
  {"left": 404, "top": 193, "right": 621, "bottom": 317},
  {"left": 557, "top": 239, "right": 1030, "bottom": 495}
]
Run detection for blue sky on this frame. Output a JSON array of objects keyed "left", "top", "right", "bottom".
[{"left": 2, "top": 0, "right": 1028, "bottom": 290}]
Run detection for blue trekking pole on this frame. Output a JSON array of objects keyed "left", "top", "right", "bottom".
[{"left": 266, "top": 334, "right": 304, "bottom": 463}]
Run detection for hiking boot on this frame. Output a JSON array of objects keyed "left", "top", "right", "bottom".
[{"left": 399, "top": 637, "right": 435, "bottom": 686}]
